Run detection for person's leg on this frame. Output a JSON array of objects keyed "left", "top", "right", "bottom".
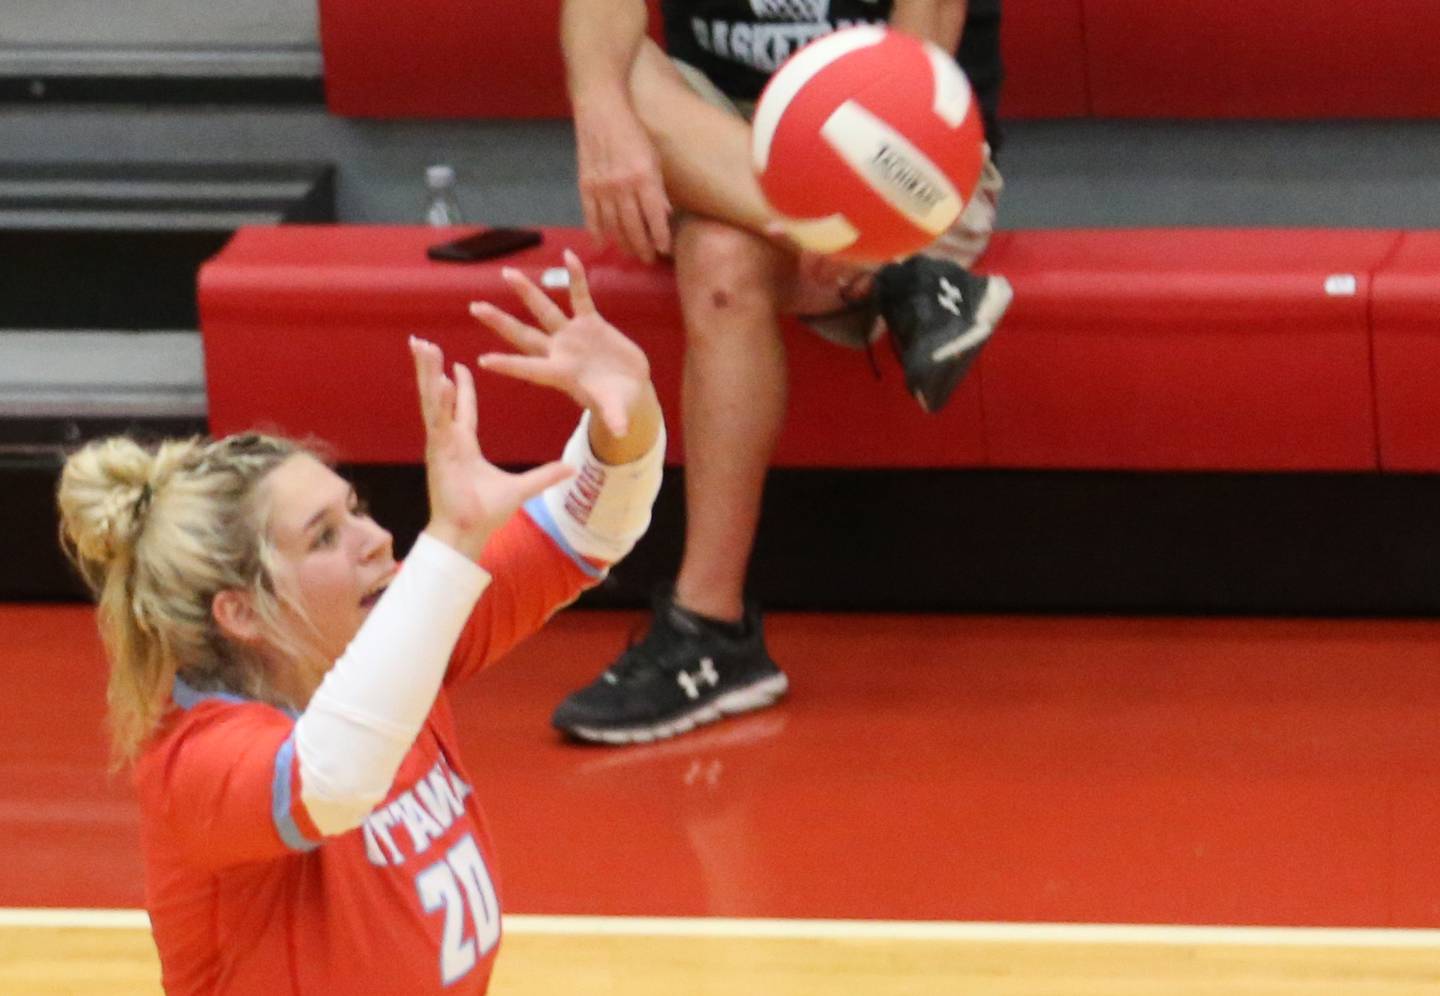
[
  {"left": 627, "top": 41, "right": 881, "bottom": 343},
  {"left": 618, "top": 40, "right": 803, "bottom": 621},
  {"left": 627, "top": 40, "right": 774, "bottom": 234},
  {"left": 547, "top": 217, "right": 793, "bottom": 744},
  {"left": 547, "top": 224, "right": 792, "bottom": 746},
  {"left": 670, "top": 215, "right": 790, "bottom": 623},
  {"left": 549, "top": 45, "right": 795, "bottom": 744}
]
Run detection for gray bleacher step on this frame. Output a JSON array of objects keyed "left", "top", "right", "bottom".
[
  {"left": 0, "top": 161, "right": 334, "bottom": 331},
  {"left": 0, "top": 161, "right": 333, "bottom": 230},
  {"left": 0, "top": 330, "right": 208, "bottom": 456},
  {"left": 0, "top": 42, "right": 322, "bottom": 105},
  {"left": 0, "top": 330, "right": 205, "bottom": 420},
  {"left": 0, "top": 207, "right": 305, "bottom": 230},
  {"left": 0, "top": 45, "right": 321, "bottom": 79}
]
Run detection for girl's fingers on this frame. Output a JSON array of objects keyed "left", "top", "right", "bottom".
[
  {"left": 476, "top": 353, "right": 566, "bottom": 390},
  {"left": 452, "top": 362, "right": 477, "bottom": 437},
  {"left": 433, "top": 370, "right": 456, "bottom": 432},
  {"left": 410, "top": 336, "right": 445, "bottom": 431},
  {"left": 510, "top": 460, "right": 575, "bottom": 503},
  {"left": 416, "top": 341, "right": 457, "bottom": 433},
  {"left": 501, "top": 266, "right": 570, "bottom": 333},
  {"left": 409, "top": 337, "right": 432, "bottom": 425},
  {"left": 564, "top": 249, "right": 597, "bottom": 317},
  {"left": 469, "top": 301, "right": 550, "bottom": 355}
]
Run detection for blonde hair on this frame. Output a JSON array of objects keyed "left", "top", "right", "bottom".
[{"left": 57, "top": 433, "right": 308, "bottom": 766}]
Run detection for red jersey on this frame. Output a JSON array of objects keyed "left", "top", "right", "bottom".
[{"left": 134, "top": 508, "right": 602, "bottom": 994}]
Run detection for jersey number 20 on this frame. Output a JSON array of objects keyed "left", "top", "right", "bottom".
[{"left": 416, "top": 833, "right": 501, "bottom": 985}]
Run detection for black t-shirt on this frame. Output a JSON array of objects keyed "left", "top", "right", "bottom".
[{"left": 661, "top": 0, "right": 1004, "bottom": 150}]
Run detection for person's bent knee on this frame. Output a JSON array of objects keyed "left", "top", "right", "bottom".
[{"left": 674, "top": 218, "right": 787, "bottom": 325}]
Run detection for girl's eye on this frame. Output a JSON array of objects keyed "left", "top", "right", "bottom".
[
  {"left": 311, "top": 524, "right": 338, "bottom": 551},
  {"left": 350, "top": 497, "right": 371, "bottom": 519}
]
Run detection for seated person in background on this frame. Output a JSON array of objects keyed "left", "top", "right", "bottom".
[
  {"left": 57, "top": 253, "right": 664, "bottom": 994},
  {"left": 552, "top": 0, "right": 1010, "bottom": 745}
]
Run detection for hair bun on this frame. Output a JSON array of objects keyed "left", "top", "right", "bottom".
[{"left": 57, "top": 437, "right": 199, "bottom": 572}]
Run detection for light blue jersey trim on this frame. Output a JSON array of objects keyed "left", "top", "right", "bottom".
[
  {"left": 172, "top": 677, "right": 315, "bottom": 851},
  {"left": 171, "top": 676, "right": 248, "bottom": 710},
  {"left": 171, "top": 676, "right": 300, "bottom": 718},
  {"left": 272, "top": 733, "right": 322, "bottom": 852},
  {"left": 524, "top": 497, "right": 606, "bottom": 579}
]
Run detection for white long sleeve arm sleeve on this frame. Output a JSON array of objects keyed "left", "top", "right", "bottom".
[
  {"left": 293, "top": 532, "right": 490, "bottom": 836},
  {"left": 533, "top": 410, "right": 666, "bottom": 564}
]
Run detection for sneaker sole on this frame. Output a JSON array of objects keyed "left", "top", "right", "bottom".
[{"left": 563, "top": 672, "right": 790, "bottom": 745}]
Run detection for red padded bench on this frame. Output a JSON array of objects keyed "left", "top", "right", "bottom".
[
  {"left": 318, "top": 0, "right": 1440, "bottom": 122},
  {"left": 1373, "top": 232, "right": 1440, "bottom": 472},
  {"left": 1084, "top": 0, "right": 1440, "bottom": 119},
  {"left": 318, "top": 0, "right": 1085, "bottom": 120},
  {"left": 200, "top": 225, "right": 1406, "bottom": 472},
  {"left": 199, "top": 226, "right": 984, "bottom": 468},
  {"left": 978, "top": 228, "right": 1395, "bottom": 471}
]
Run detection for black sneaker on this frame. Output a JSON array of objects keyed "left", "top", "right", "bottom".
[
  {"left": 874, "top": 256, "right": 1013, "bottom": 413},
  {"left": 551, "top": 593, "right": 789, "bottom": 745}
]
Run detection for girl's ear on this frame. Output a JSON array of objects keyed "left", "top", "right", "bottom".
[{"left": 212, "top": 589, "right": 263, "bottom": 645}]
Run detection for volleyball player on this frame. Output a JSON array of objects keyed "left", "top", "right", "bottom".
[{"left": 56, "top": 253, "right": 664, "bottom": 994}]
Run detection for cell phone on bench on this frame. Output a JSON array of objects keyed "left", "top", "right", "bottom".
[{"left": 427, "top": 227, "right": 543, "bottom": 263}]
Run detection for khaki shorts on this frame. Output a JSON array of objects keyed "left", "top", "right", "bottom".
[{"left": 671, "top": 58, "right": 757, "bottom": 121}]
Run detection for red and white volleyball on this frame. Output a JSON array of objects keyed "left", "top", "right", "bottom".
[{"left": 751, "top": 25, "right": 985, "bottom": 264}]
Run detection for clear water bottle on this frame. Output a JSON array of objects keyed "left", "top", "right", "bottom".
[{"left": 424, "top": 164, "right": 464, "bottom": 226}]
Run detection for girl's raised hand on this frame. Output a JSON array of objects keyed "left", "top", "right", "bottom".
[
  {"left": 467, "top": 249, "right": 652, "bottom": 439},
  {"left": 409, "top": 337, "right": 572, "bottom": 560}
]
